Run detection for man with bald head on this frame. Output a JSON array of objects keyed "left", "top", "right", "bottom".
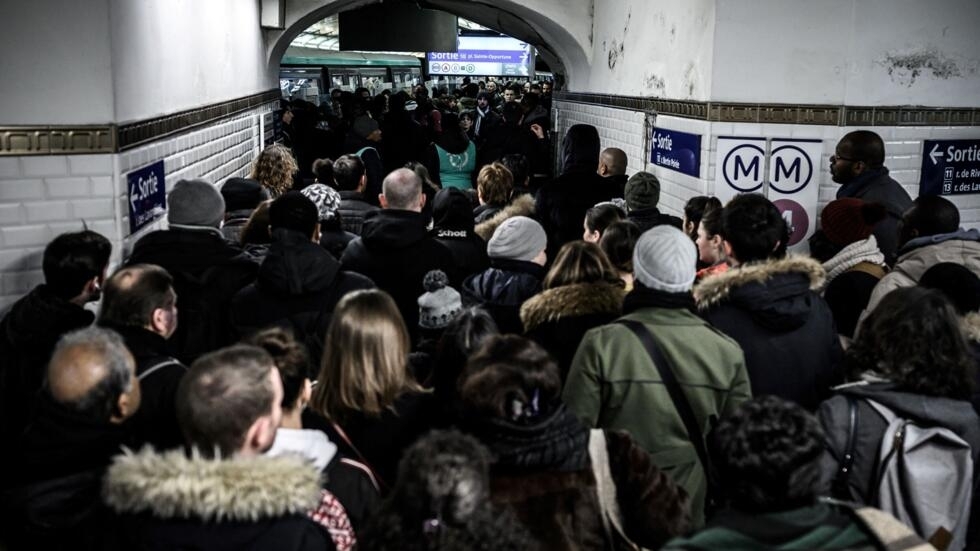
[
  {"left": 341, "top": 168, "right": 455, "bottom": 340},
  {"left": 597, "top": 147, "right": 629, "bottom": 195},
  {"left": 98, "top": 264, "right": 187, "bottom": 451},
  {"left": 831, "top": 130, "right": 912, "bottom": 263},
  {"left": 2, "top": 327, "right": 139, "bottom": 549}
]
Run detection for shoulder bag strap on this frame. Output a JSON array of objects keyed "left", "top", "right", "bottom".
[
  {"left": 138, "top": 358, "right": 185, "bottom": 381},
  {"left": 618, "top": 319, "right": 713, "bottom": 484},
  {"left": 588, "top": 429, "right": 640, "bottom": 551},
  {"left": 330, "top": 420, "right": 388, "bottom": 493}
]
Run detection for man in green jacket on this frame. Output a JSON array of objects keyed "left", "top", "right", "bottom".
[{"left": 563, "top": 225, "right": 750, "bottom": 527}]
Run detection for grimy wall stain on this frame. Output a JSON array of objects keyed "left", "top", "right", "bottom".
[{"left": 879, "top": 49, "right": 962, "bottom": 86}]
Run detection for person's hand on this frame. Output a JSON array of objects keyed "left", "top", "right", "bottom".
[{"left": 530, "top": 123, "right": 545, "bottom": 139}]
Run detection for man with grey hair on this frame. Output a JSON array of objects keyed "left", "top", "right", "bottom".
[
  {"left": 1, "top": 327, "right": 140, "bottom": 549},
  {"left": 341, "top": 168, "right": 455, "bottom": 340}
]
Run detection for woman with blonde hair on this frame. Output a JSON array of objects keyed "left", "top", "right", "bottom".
[
  {"left": 308, "top": 289, "right": 434, "bottom": 491},
  {"left": 250, "top": 144, "right": 298, "bottom": 197},
  {"left": 520, "top": 241, "right": 626, "bottom": 381}
]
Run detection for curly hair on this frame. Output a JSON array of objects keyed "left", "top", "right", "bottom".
[
  {"left": 848, "top": 286, "right": 974, "bottom": 400},
  {"left": 249, "top": 144, "right": 298, "bottom": 197},
  {"left": 359, "top": 430, "right": 533, "bottom": 551},
  {"left": 712, "top": 396, "right": 826, "bottom": 512}
]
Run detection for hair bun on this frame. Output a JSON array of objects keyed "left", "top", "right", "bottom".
[{"left": 423, "top": 270, "right": 449, "bottom": 292}]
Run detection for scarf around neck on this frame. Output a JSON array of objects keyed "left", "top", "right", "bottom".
[{"left": 822, "top": 235, "right": 885, "bottom": 281}]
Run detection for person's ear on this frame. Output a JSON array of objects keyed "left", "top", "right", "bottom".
[
  {"left": 150, "top": 307, "right": 169, "bottom": 335},
  {"left": 722, "top": 239, "right": 735, "bottom": 261},
  {"left": 379, "top": 194, "right": 389, "bottom": 209},
  {"left": 312, "top": 222, "right": 321, "bottom": 243},
  {"left": 300, "top": 379, "right": 313, "bottom": 408},
  {"left": 419, "top": 192, "right": 427, "bottom": 210},
  {"left": 110, "top": 385, "right": 139, "bottom": 425},
  {"left": 242, "top": 415, "right": 276, "bottom": 455},
  {"left": 358, "top": 174, "right": 367, "bottom": 193}
]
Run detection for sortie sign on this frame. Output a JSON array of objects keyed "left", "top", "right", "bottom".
[{"left": 920, "top": 139, "right": 980, "bottom": 196}]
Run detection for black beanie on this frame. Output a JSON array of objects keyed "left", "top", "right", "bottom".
[{"left": 269, "top": 191, "right": 318, "bottom": 237}]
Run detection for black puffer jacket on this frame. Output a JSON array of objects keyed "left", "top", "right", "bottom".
[
  {"left": 462, "top": 258, "right": 545, "bottom": 335},
  {"left": 694, "top": 256, "right": 844, "bottom": 410},
  {"left": 232, "top": 228, "right": 374, "bottom": 369},
  {"left": 341, "top": 210, "right": 455, "bottom": 342},
  {"left": 337, "top": 190, "right": 379, "bottom": 235},
  {"left": 128, "top": 228, "right": 257, "bottom": 364},
  {"left": 0, "top": 285, "right": 93, "bottom": 445}
]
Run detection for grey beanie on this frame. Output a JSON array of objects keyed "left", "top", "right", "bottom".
[
  {"left": 418, "top": 270, "right": 463, "bottom": 329},
  {"left": 624, "top": 171, "right": 661, "bottom": 211},
  {"left": 487, "top": 216, "right": 547, "bottom": 262},
  {"left": 168, "top": 179, "right": 225, "bottom": 228},
  {"left": 633, "top": 225, "right": 697, "bottom": 293}
]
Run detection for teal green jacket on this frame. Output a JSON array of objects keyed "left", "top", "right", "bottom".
[{"left": 562, "top": 307, "right": 750, "bottom": 527}]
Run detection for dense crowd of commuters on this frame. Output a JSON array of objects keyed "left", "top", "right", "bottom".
[{"left": 1, "top": 83, "right": 979, "bottom": 551}]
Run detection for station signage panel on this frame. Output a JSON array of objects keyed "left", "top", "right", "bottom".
[
  {"left": 714, "top": 137, "right": 823, "bottom": 251},
  {"left": 427, "top": 36, "right": 531, "bottom": 76},
  {"left": 127, "top": 160, "right": 166, "bottom": 235},
  {"left": 920, "top": 139, "right": 980, "bottom": 196},
  {"left": 649, "top": 128, "right": 701, "bottom": 178}
]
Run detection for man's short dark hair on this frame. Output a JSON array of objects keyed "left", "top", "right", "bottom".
[
  {"left": 721, "top": 194, "right": 789, "bottom": 263},
  {"left": 269, "top": 191, "right": 318, "bottom": 237},
  {"left": 840, "top": 130, "right": 885, "bottom": 168},
  {"left": 99, "top": 264, "right": 175, "bottom": 328},
  {"left": 176, "top": 345, "right": 277, "bottom": 458},
  {"left": 43, "top": 230, "right": 112, "bottom": 299},
  {"left": 712, "top": 396, "right": 825, "bottom": 512},
  {"left": 333, "top": 154, "right": 366, "bottom": 192},
  {"left": 903, "top": 195, "right": 960, "bottom": 238}
]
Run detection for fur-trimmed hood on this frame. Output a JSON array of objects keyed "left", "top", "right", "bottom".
[
  {"left": 474, "top": 193, "right": 535, "bottom": 241},
  {"left": 694, "top": 255, "right": 825, "bottom": 309},
  {"left": 965, "top": 312, "right": 980, "bottom": 343},
  {"left": 520, "top": 282, "right": 625, "bottom": 332},
  {"left": 102, "top": 448, "right": 323, "bottom": 522}
]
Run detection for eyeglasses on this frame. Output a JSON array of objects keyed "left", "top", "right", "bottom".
[{"left": 831, "top": 153, "right": 860, "bottom": 163}]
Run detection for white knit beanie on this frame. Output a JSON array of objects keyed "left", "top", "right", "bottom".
[{"left": 633, "top": 225, "right": 697, "bottom": 292}]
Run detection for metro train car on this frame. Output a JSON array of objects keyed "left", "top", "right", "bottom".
[{"left": 280, "top": 47, "right": 424, "bottom": 104}]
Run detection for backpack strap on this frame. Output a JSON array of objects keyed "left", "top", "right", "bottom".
[
  {"left": 618, "top": 320, "right": 715, "bottom": 490},
  {"left": 833, "top": 395, "right": 860, "bottom": 498},
  {"left": 138, "top": 358, "right": 184, "bottom": 381},
  {"left": 848, "top": 261, "right": 888, "bottom": 280}
]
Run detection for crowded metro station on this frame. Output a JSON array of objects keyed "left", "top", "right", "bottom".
[{"left": 1, "top": 1, "right": 979, "bottom": 549}]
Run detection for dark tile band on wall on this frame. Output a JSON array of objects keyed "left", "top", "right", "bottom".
[
  {"left": 0, "top": 89, "right": 280, "bottom": 157},
  {"left": 553, "top": 92, "right": 980, "bottom": 127}
]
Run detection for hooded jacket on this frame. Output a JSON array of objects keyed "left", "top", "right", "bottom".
[
  {"left": 695, "top": 256, "right": 844, "bottom": 410},
  {"left": 520, "top": 281, "right": 625, "bottom": 382},
  {"left": 340, "top": 209, "right": 455, "bottom": 341},
  {"left": 128, "top": 227, "right": 258, "bottom": 364},
  {"left": 835, "top": 167, "right": 913, "bottom": 264},
  {"left": 862, "top": 228, "right": 980, "bottom": 319},
  {"left": 462, "top": 258, "right": 545, "bottom": 335},
  {"left": 101, "top": 449, "right": 337, "bottom": 551},
  {"left": 232, "top": 228, "right": 373, "bottom": 366},
  {"left": 432, "top": 188, "right": 490, "bottom": 281},
  {"left": 0, "top": 284, "right": 94, "bottom": 444},
  {"left": 535, "top": 125, "right": 622, "bottom": 258}
]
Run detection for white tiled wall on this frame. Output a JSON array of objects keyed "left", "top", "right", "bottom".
[
  {"left": 0, "top": 105, "right": 272, "bottom": 314},
  {"left": 554, "top": 100, "right": 980, "bottom": 228}
]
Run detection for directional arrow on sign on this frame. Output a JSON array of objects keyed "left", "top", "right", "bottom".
[{"left": 930, "top": 143, "right": 942, "bottom": 165}]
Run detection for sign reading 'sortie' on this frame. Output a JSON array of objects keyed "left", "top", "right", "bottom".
[{"left": 127, "top": 160, "right": 166, "bottom": 235}]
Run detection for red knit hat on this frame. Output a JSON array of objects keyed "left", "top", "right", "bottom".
[{"left": 820, "top": 198, "right": 888, "bottom": 247}]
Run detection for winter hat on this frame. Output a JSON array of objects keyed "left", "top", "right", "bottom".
[
  {"left": 633, "top": 225, "right": 697, "bottom": 293},
  {"left": 820, "top": 198, "right": 888, "bottom": 247},
  {"left": 352, "top": 115, "right": 380, "bottom": 139},
  {"left": 920, "top": 262, "right": 980, "bottom": 315},
  {"left": 220, "top": 178, "right": 268, "bottom": 212},
  {"left": 487, "top": 216, "right": 546, "bottom": 262},
  {"left": 624, "top": 172, "right": 661, "bottom": 212},
  {"left": 168, "top": 179, "right": 225, "bottom": 228},
  {"left": 269, "top": 191, "right": 319, "bottom": 237},
  {"left": 418, "top": 270, "right": 463, "bottom": 329},
  {"left": 300, "top": 183, "right": 342, "bottom": 222}
]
